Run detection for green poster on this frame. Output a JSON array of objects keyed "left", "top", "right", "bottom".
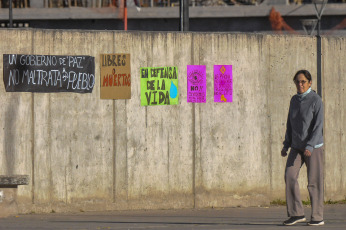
[{"left": 140, "top": 67, "right": 179, "bottom": 106}]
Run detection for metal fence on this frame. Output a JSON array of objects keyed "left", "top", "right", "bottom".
[{"left": 1, "top": 0, "right": 346, "bottom": 8}]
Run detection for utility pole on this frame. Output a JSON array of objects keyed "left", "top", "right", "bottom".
[
  {"left": 124, "top": 0, "right": 127, "bottom": 31},
  {"left": 9, "top": 0, "right": 13, "bottom": 28},
  {"left": 313, "top": 0, "right": 328, "bottom": 97},
  {"left": 179, "top": 0, "right": 189, "bottom": 31}
]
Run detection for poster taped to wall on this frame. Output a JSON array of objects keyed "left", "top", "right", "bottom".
[
  {"left": 140, "top": 66, "right": 179, "bottom": 106},
  {"left": 3, "top": 54, "right": 95, "bottom": 93},
  {"left": 214, "top": 65, "right": 233, "bottom": 103},
  {"left": 187, "top": 65, "right": 206, "bottom": 103},
  {"left": 100, "top": 54, "right": 131, "bottom": 99}
]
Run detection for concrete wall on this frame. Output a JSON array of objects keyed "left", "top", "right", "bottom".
[
  {"left": 0, "top": 29, "right": 345, "bottom": 213},
  {"left": 323, "top": 36, "right": 346, "bottom": 201}
]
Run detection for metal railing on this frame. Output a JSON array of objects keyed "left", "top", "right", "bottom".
[{"left": 0, "top": 0, "right": 345, "bottom": 8}]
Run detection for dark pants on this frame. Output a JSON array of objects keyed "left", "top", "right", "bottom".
[{"left": 285, "top": 147, "right": 324, "bottom": 221}]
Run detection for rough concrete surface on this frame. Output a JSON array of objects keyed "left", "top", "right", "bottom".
[{"left": 0, "top": 29, "right": 345, "bottom": 214}]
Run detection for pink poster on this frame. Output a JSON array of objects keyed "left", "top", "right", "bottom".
[
  {"left": 214, "top": 65, "right": 233, "bottom": 103},
  {"left": 187, "top": 65, "right": 206, "bottom": 103}
]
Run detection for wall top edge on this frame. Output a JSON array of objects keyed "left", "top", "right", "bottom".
[{"left": 0, "top": 28, "right": 328, "bottom": 38}]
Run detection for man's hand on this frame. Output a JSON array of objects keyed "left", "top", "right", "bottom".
[
  {"left": 281, "top": 148, "right": 288, "bottom": 157},
  {"left": 304, "top": 149, "right": 311, "bottom": 157}
]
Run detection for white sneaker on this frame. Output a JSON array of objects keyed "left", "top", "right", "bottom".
[{"left": 308, "top": 220, "right": 325, "bottom": 226}]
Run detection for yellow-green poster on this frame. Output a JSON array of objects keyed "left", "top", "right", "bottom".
[{"left": 140, "top": 67, "right": 179, "bottom": 106}]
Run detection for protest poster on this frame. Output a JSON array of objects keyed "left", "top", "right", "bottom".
[
  {"left": 100, "top": 54, "right": 131, "bottom": 99},
  {"left": 214, "top": 65, "right": 233, "bottom": 103},
  {"left": 187, "top": 65, "right": 206, "bottom": 103},
  {"left": 140, "top": 66, "right": 179, "bottom": 106},
  {"left": 3, "top": 54, "right": 95, "bottom": 93}
]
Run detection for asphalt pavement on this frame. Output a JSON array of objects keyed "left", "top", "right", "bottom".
[{"left": 0, "top": 205, "right": 345, "bottom": 230}]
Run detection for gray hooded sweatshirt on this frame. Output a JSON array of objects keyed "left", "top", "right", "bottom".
[{"left": 283, "top": 88, "right": 324, "bottom": 153}]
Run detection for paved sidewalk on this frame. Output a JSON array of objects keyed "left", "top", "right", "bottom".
[{"left": 0, "top": 205, "right": 345, "bottom": 230}]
